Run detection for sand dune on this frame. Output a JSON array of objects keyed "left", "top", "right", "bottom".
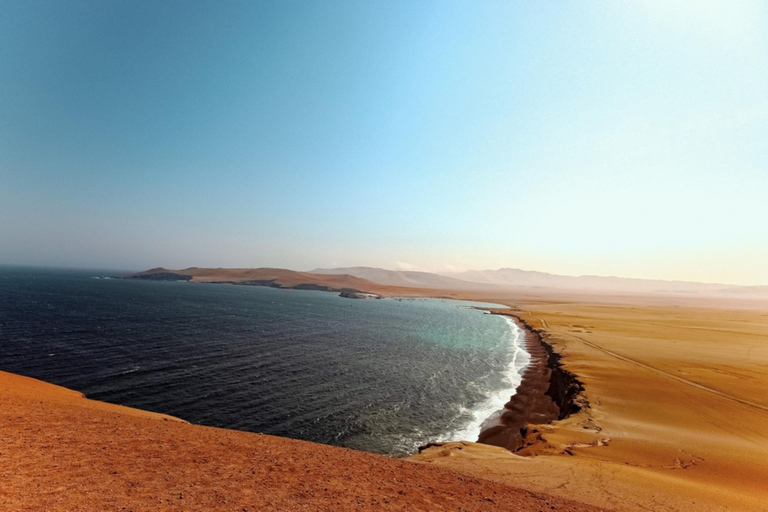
[{"left": 0, "top": 370, "right": 600, "bottom": 511}]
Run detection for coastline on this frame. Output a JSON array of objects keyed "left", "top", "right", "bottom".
[
  {"left": 4, "top": 275, "right": 550, "bottom": 458},
  {"left": 473, "top": 312, "right": 583, "bottom": 451},
  {"left": 435, "top": 311, "right": 528, "bottom": 445},
  {"left": 115, "top": 273, "right": 586, "bottom": 454},
  {"left": 508, "top": 314, "right": 585, "bottom": 419},
  {"left": 417, "top": 307, "right": 584, "bottom": 453},
  {"left": 413, "top": 296, "right": 768, "bottom": 511},
  {"left": 169, "top": 278, "right": 587, "bottom": 453}
]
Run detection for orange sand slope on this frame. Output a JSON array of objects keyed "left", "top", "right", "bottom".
[
  {"left": 413, "top": 296, "right": 768, "bottom": 512},
  {"left": 0, "top": 371, "right": 601, "bottom": 511}
]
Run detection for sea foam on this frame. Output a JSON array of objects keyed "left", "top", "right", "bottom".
[{"left": 440, "top": 316, "right": 530, "bottom": 443}]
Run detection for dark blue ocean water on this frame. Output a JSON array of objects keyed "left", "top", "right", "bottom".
[{"left": 0, "top": 267, "right": 528, "bottom": 456}]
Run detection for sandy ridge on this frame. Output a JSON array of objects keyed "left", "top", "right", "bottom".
[{"left": 1, "top": 370, "right": 602, "bottom": 511}]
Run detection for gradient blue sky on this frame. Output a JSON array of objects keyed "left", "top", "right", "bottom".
[{"left": 1, "top": 1, "right": 766, "bottom": 284}]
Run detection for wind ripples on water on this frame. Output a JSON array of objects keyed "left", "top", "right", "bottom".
[{"left": 0, "top": 267, "right": 529, "bottom": 456}]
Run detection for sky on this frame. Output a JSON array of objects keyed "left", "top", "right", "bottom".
[{"left": 1, "top": 1, "right": 766, "bottom": 285}]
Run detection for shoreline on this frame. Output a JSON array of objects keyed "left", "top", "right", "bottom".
[
  {"left": 7, "top": 278, "right": 549, "bottom": 457},
  {"left": 436, "top": 312, "right": 528, "bottom": 445},
  {"left": 45, "top": 270, "right": 586, "bottom": 455},
  {"left": 126, "top": 277, "right": 585, "bottom": 453},
  {"left": 474, "top": 312, "right": 584, "bottom": 451}
]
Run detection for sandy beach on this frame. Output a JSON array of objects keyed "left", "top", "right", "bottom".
[{"left": 472, "top": 313, "right": 574, "bottom": 451}]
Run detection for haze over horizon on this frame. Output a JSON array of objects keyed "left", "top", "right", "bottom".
[{"left": 2, "top": 1, "right": 766, "bottom": 285}]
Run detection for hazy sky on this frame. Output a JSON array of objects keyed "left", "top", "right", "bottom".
[{"left": 1, "top": 1, "right": 766, "bottom": 284}]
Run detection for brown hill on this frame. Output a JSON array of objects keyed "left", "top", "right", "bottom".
[{"left": 128, "top": 267, "right": 382, "bottom": 293}]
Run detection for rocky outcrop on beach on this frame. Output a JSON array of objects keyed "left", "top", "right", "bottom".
[{"left": 339, "top": 291, "right": 382, "bottom": 299}]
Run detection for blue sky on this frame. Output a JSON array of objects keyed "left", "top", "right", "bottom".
[{"left": 1, "top": 1, "right": 766, "bottom": 284}]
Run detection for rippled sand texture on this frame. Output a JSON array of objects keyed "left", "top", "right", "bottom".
[{"left": 413, "top": 294, "right": 768, "bottom": 511}]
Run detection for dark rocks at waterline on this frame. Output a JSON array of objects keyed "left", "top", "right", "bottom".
[
  {"left": 339, "top": 291, "right": 382, "bottom": 299},
  {"left": 476, "top": 314, "right": 584, "bottom": 452}
]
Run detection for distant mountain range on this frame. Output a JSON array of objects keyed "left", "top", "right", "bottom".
[
  {"left": 127, "top": 266, "right": 768, "bottom": 298},
  {"left": 311, "top": 266, "right": 768, "bottom": 298},
  {"left": 309, "top": 267, "right": 486, "bottom": 290}
]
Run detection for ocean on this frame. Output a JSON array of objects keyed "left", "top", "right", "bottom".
[{"left": 0, "top": 267, "right": 529, "bottom": 456}]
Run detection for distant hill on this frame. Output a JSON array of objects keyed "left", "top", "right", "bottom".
[
  {"left": 308, "top": 267, "right": 493, "bottom": 290},
  {"left": 127, "top": 266, "right": 768, "bottom": 298},
  {"left": 125, "top": 267, "right": 380, "bottom": 293},
  {"left": 441, "top": 268, "right": 768, "bottom": 297}
]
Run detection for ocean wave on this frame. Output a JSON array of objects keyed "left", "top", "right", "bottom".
[{"left": 439, "top": 316, "right": 530, "bottom": 443}]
